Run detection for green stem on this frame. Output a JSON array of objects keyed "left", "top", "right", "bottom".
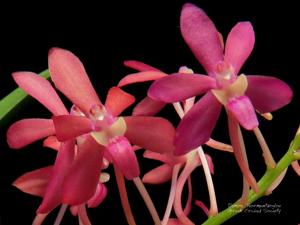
[
  {"left": 202, "top": 133, "right": 300, "bottom": 225},
  {"left": 0, "top": 69, "right": 50, "bottom": 126}
]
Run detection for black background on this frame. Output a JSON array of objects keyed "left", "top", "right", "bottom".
[{"left": 0, "top": 0, "right": 299, "bottom": 224}]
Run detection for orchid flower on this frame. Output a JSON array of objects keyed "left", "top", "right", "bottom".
[
  {"left": 6, "top": 63, "right": 110, "bottom": 224},
  {"left": 143, "top": 149, "right": 213, "bottom": 224},
  {"left": 7, "top": 48, "right": 176, "bottom": 225},
  {"left": 120, "top": 63, "right": 232, "bottom": 222},
  {"left": 148, "top": 3, "right": 293, "bottom": 194},
  {"left": 119, "top": 61, "right": 233, "bottom": 153},
  {"left": 13, "top": 151, "right": 109, "bottom": 225}
]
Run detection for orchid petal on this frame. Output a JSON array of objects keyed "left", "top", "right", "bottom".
[
  {"left": 43, "top": 136, "right": 60, "bottom": 151},
  {"left": 107, "top": 136, "right": 140, "bottom": 180},
  {"left": 142, "top": 164, "right": 173, "bottom": 184},
  {"left": 12, "top": 72, "right": 68, "bottom": 115},
  {"left": 205, "top": 138, "right": 233, "bottom": 152},
  {"left": 87, "top": 183, "right": 107, "bottom": 208},
  {"left": 143, "top": 150, "right": 185, "bottom": 165},
  {"left": 175, "top": 92, "right": 222, "bottom": 155},
  {"left": 124, "top": 116, "right": 175, "bottom": 153},
  {"left": 37, "top": 140, "right": 75, "bottom": 213},
  {"left": 70, "top": 206, "right": 78, "bottom": 216},
  {"left": 7, "top": 119, "right": 55, "bottom": 149},
  {"left": 148, "top": 73, "right": 216, "bottom": 102},
  {"left": 13, "top": 166, "right": 53, "bottom": 197},
  {"left": 180, "top": 3, "right": 223, "bottom": 74},
  {"left": 133, "top": 96, "right": 166, "bottom": 116},
  {"left": 48, "top": 48, "right": 101, "bottom": 115},
  {"left": 224, "top": 22, "right": 255, "bottom": 74},
  {"left": 53, "top": 115, "right": 93, "bottom": 141},
  {"left": 105, "top": 87, "right": 135, "bottom": 116},
  {"left": 124, "top": 60, "right": 161, "bottom": 72},
  {"left": 226, "top": 95, "right": 258, "bottom": 130},
  {"left": 62, "top": 136, "right": 105, "bottom": 205},
  {"left": 118, "top": 71, "right": 167, "bottom": 87},
  {"left": 227, "top": 113, "right": 259, "bottom": 192},
  {"left": 246, "top": 75, "right": 293, "bottom": 113},
  {"left": 174, "top": 158, "right": 198, "bottom": 225}
]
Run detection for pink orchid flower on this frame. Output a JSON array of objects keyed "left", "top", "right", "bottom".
[
  {"left": 147, "top": 3, "right": 293, "bottom": 192},
  {"left": 142, "top": 149, "right": 213, "bottom": 224},
  {"left": 119, "top": 61, "right": 233, "bottom": 153},
  {"left": 7, "top": 48, "right": 175, "bottom": 224},
  {"left": 120, "top": 62, "right": 231, "bottom": 222}
]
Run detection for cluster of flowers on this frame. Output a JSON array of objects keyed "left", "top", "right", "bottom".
[{"left": 6, "top": 3, "right": 295, "bottom": 225}]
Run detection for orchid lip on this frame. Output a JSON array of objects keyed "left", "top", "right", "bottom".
[{"left": 211, "top": 74, "right": 248, "bottom": 105}]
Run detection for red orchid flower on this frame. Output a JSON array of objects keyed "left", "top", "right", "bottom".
[
  {"left": 12, "top": 144, "right": 109, "bottom": 225},
  {"left": 7, "top": 48, "right": 175, "bottom": 224},
  {"left": 7, "top": 66, "right": 108, "bottom": 223},
  {"left": 45, "top": 48, "right": 175, "bottom": 175},
  {"left": 147, "top": 3, "right": 293, "bottom": 192}
]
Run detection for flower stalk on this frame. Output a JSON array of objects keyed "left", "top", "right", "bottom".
[
  {"left": 202, "top": 130, "right": 300, "bottom": 225},
  {"left": 114, "top": 166, "right": 137, "bottom": 225},
  {"left": 196, "top": 146, "right": 218, "bottom": 216},
  {"left": 133, "top": 177, "right": 162, "bottom": 225},
  {"left": 54, "top": 204, "right": 68, "bottom": 225},
  {"left": 161, "top": 164, "right": 181, "bottom": 225},
  {"left": 253, "top": 127, "right": 276, "bottom": 168}
]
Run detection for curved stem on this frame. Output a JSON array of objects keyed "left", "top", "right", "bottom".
[
  {"left": 174, "top": 158, "right": 198, "bottom": 225},
  {"left": 133, "top": 177, "right": 162, "bottom": 225},
  {"left": 183, "top": 176, "right": 193, "bottom": 214},
  {"left": 162, "top": 164, "right": 181, "bottom": 225},
  {"left": 78, "top": 205, "right": 91, "bottom": 225},
  {"left": 238, "top": 130, "right": 250, "bottom": 206},
  {"left": 228, "top": 114, "right": 259, "bottom": 192},
  {"left": 253, "top": 127, "right": 276, "bottom": 168},
  {"left": 240, "top": 177, "right": 249, "bottom": 206},
  {"left": 202, "top": 132, "right": 300, "bottom": 225},
  {"left": 197, "top": 147, "right": 218, "bottom": 216},
  {"left": 114, "top": 166, "right": 137, "bottom": 225}
]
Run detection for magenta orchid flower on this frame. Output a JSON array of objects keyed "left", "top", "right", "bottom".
[
  {"left": 119, "top": 61, "right": 233, "bottom": 153},
  {"left": 7, "top": 48, "right": 175, "bottom": 225},
  {"left": 121, "top": 63, "right": 223, "bottom": 223},
  {"left": 147, "top": 3, "right": 293, "bottom": 192}
]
